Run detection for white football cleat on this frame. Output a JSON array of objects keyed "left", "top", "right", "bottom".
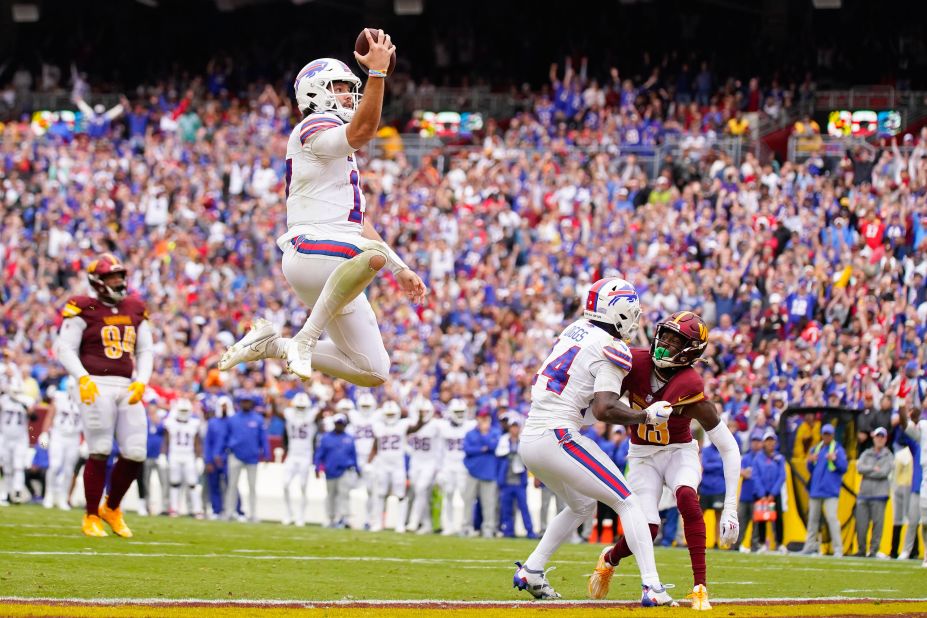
[
  {"left": 513, "top": 562, "right": 561, "bottom": 600},
  {"left": 641, "top": 583, "right": 677, "bottom": 607},
  {"left": 687, "top": 584, "right": 712, "bottom": 611},
  {"left": 43, "top": 497, "right": 54, "bottom": 509},
  {"left": 281, "top": 517, "right": 292, "bottom": 526},
  {"left": 285, "top": 338, "right": 313, "bottom": 380},
  {"left": 218, "top": 318, "right": 279, "bottom": 370}
]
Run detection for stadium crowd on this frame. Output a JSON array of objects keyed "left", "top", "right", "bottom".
[{"left": 1, "top": 58, "right": 926, "bottom": 560}]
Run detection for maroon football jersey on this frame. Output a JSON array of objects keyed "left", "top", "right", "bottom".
[
  {"left": 61, "top": 295, "right": 148, "bottom": 380},
  {"left": 623, "top": 348, "right": 705, "bottom": 446}
]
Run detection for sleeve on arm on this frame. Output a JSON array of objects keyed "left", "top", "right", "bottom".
[
  {"left": 706, "top": 422, "right": 742, "bottom": 511},
  {"left": 134, "top": 320, "right": 154, "bottom": 384},
  {"left": 54, "top": 316, "right": 90, "bottom": 379},
  {"left": 593, "top": 359, "right": 627, "bottom": 395},
  {"left": 302, "top": 121, "right": 355, "bottom": 158}
]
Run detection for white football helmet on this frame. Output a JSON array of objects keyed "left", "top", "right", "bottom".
[
  {"left": 335, "top": 398, "right": 356, "bottom": 414},
  {"left": 173, "top": 398, "right": 193, "bottom": 421},
  {"left": 583, "top": 277, "right": 641, "bottom": 341},
  {"left": 357, "top": 392, "right": 377, "bottom": 415},
  {"left": 447, "top": 398, "right": 467, "bottom": 424},
  {"left": 294, "top": 58, "right": 362, "bottom": 122},
  {"left": 380, "top": 400, "right": 401, "bottom": 424},
  {"left": 410, "top": 397, "right": 435, "bottom": 422},
  {"left": 291, "top": 392, "right": 311, "bottom": 410}
]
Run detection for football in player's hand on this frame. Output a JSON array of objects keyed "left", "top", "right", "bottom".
[{"left": 354, "top": 28, "right": 397, "bottom": 76}]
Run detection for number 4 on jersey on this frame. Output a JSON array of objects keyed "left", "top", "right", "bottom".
[{"left": 540, "top": 345, "right": 580, "bottom": 395}]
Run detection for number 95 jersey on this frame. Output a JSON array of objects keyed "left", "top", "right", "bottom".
[
  {"left": 60, "top": 295, "right": 148, "bottom": 379},
  {"left": 526, "top": 319, "right": 633, "bottom": 432}
]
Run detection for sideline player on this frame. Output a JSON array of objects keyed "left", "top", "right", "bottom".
[
  {"left": 163, "top": 398, "right": 205, "bottom": 518},
  {"left": 587, "top": 311, "right": 741, "bottom": 610},
  {"left": 438, "top": 398, "right": 472, "bottom": 535},
  {"left": 347, "top": 393, "right": 379, "bottom": 528},
  {"left": 53, "top": 254, "right": 153, "bottom": 537},
  {"left": 218, "top": 30, "right": 426, "bottom": 386},
  {"left": 281, "top": 393, "right": 318, "bottom": 526},
  {"left": 368, "top": 400, "right": 426, "bottom": 532},
  {"left": 515, "top": 277, "right": 675, "bottom": 605},
  {"left": 402, "top": 397, "right": 441, "bottom": 534},
  {"left": 0, "top": 383, "right": 33, "bottom": 504},
  {"left": 41, "top": 378, "right": 83, "bottom": 510}
]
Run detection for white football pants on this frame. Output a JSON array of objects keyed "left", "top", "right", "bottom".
[
  {"left": 404, "top": 463, "right": 438, "bottom": 532},
  {"left": 169, "top": 456, "right": 202, "bottom": 515},
  {"left": 45, "top": 433, "right": 80, "bottom": 507},
  {"left": 520, "top": 428, "right": 661, "bottom": 588},
  {"left": 1, "top": 437, "right": 28, "bottom": 497},
  {"left": 439, "top": 465, "right": 469, "bottom": 534},
  {"left": 277, "top": 246, "right": 390, "bottom": 386},
  {"left": 283, "top": 457, "right": 312, "bottom": 524},
  {"left": 79, "top": 376, "right": 147, "bottom": 461}
]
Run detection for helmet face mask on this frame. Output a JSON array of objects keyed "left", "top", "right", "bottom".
[
  {"left": 651, "top": 311, "right": 709, "bottom": 369},
  {"left": 447, "top": 398, "right": 467, "bottom": 424},
  {"left": 174, "top": 399, "right": 193, "bottom": 421},
  {"left": 381, "top": 400, "right": 401, "bottom": 424},
  {"left": 357, "top": 393, "right": 377, "bottom": 415},
  {"left": 87, "top": 254, "right": 128, "bottom": 304}
]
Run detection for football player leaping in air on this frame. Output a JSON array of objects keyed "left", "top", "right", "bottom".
[
  {"left": 53, "top": 254, "right": 154, "bottom": 537},
  {"left": 218, "top": 30, "right": 426, "bottom": 386},
  {"left": 587, "top": 311, "right": 741, "bottom": 611},
  {"left": 515, "top": 277, "right": 676, "bottom": 606}
]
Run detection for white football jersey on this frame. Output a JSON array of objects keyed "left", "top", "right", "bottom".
[
  {"left": 372, "top": 418, "right": 411, "bottom": 466},
  {"left": 51, "top": 390, "right": 82, "bottom": 437},
  {"left": 278, "top": 112, "right": 365, "bottom": 248},
  {"left": 164, "top": 415, "right": 203, "bottom": 459},
  {"left": 438, "top": 419, "right": 473, "bottom": 466},
  {"left": 408, "top": 420, "right": 442, "bottom": 467},
  {"left": 348, "top": 410, "right": 378, "bottom": 463},
  {"left": 284, "top": 407, "right": 316, "bottom": 461},
  {"left": 0, "top": 395, "right": 29, "bottom": 442},
  {"left": 526, "top": 319, "right": 631, "bottom": 432}
]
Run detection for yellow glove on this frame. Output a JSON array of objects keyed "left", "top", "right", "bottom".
[
  {"left": 78, "top": 375, "right": 100, "bottom": 405},
  {"left": 127, "top": 381, "right": 146, "bottom": 405}
]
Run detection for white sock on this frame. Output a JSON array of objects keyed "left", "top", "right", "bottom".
[
  {"left": 525, "top": 506, "right": 586, "bottom": 571},
  {"left": 170, "top": 486, "right": 180, "bottom": 513},
  {"left": 190, "top": 485, "right": 203, "bottom": 514}
]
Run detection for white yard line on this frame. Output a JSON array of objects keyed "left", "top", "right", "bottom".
[{"left": 1, "top": 596, "right": 926, "bottom": 607}]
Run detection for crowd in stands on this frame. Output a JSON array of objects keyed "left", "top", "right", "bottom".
[{"left": 1, "top": 57, "right": 926, "bottom": 558}]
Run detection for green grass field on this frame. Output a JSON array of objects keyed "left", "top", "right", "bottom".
[{"left": 0, "top": 505, "right": 924, "bottom": 608}]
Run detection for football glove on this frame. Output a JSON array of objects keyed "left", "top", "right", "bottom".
[
  {"left": 38, "top": 432, "right": 50, "bottom": 450},
  {"left": 127, "top": 381, "right": 146, "bottom": 405},
  {"left": 78, "top": 375, "right": 100, "bottom": 405},
  {"left": 157, "top": 454, "right": 168, "bottom": 470},
  {"left": 719, "top": 508, "right": 740, "bottom": 546},
  {"left": 195, "top": 458, "right": 205, "bottom": 475},
  {"left": 643, "top": 400, "right": 673, "bottom": 426}
]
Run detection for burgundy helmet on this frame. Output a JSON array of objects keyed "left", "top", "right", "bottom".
[
  {"left": 651, "top": 311, "right": 709, "bottom": 368},
  {"left": 87, "top": 253, "right": 128, "bottom": 303}
]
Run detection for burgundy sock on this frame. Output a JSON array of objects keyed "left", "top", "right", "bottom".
[
  {"left": 106, "top": 458, "right": 142, "bottom": 510},
  {"left": 606, "top": 523, "right": 659, "bottom": 565},
  {"left": 83, "top": 458, "right": 107, "bottom": 517},
  {"left": 676, "top": 486, "right": 707, "bottom": 587}
]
